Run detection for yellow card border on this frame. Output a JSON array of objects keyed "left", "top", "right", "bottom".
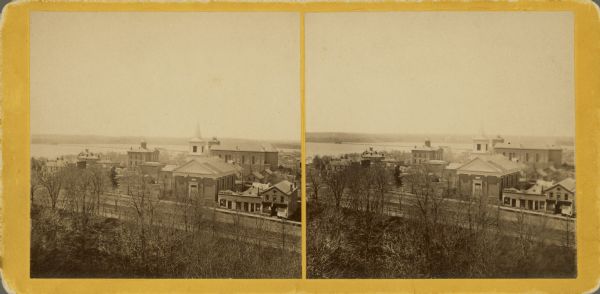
[{"left": 2, "top": 1, "right": 600, "bottom": 293}]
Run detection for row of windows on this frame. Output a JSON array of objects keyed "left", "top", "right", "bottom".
[
  {"left": 265, "top": 194, "right": 285, "bottom": 203},
  {"left": 217, "top": 153, "right": 269, "bottom": 165},
  {"left": 503, "top": 197, "right": 546, "bottom": 211},
  {"left": 219, "top": 199, "right": 262, "bottom": 213},
  {"left": 548, "top": 192, "right": 570, "bottom": 201},
  {"left": 503, "top": 152, "right": 542, "bottom": 163}
]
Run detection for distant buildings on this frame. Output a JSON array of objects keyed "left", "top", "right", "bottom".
[
  {"left": 468, "top": 133, "right": 563, "bottom": 168},
  {"left": 127, "top": 140, "right": 159, "bottom": 167},
  {"left": 361, "top": 147, "right": 385, "bottom": 166},
  {"left": 77, "top": 149, "right": 101, "bottom": 168},
  {"left": 210, "top": 143, "right": 279, "bottom": 176},
  {"left": 411, "top": 139, "right": 443, "bottom": 165},
  {"left": 44, "top": 156, "right": 68, "bottom": 173},
  {"left": 493, "top": 142, "right": 562, "bottom": 168}
]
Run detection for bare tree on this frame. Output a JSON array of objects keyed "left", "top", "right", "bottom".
[
  {"left": 38, "top": 168, "right": 64, "bottom": 210},
  {"left": 87, "top": 165, "right": 109, "bottom": 215},
  {"left": 324, "top": 169, "right": 348, "bottom": 208},
  {"left": 308, "top": 168, "right": 323, "bottom": 203},
  {"left": 125, "top": 172, "right": 161, "bottom": 267}
]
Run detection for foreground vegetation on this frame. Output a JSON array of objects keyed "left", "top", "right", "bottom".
[
  {"left": 307, "top": 164, "right": 576, "bottom": 279},
  {"left": 31, "top": 205, "right": 301, "bottom": 278},
  {"left": 307, "top": 202, "right": 575, "bottom": 278}
]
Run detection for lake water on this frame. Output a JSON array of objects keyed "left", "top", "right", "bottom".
[
  {"left": 306, "top": 142, "right": 473, "bottom": 158},
  {"left": 31, "top": 143, "right": 299, "bottom": 159}
]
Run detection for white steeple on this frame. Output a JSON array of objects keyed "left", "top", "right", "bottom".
[{"left": 189, "top": 122, "right": 208, "bottom": 158}]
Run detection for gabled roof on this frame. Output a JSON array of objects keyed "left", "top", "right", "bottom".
[
  {"left": 457, "top": 154, "right": 523, "bottom": 175},
  {"left": 546, "top": 177, "right": 576, "bottom": 193},
  {"left": 263, "top": 180, "right": 298, "bottom": 195},
  {"left": 173, "top": 157, "right": 238, "bottom": 177}
]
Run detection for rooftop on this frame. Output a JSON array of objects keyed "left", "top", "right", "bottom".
[
  {"left": 549, "top": 177, "right": 576, "bottom": 193},
  {"left": 494, "top": 142, "right": 562, "bottom": 151},
  {"left": 211, "top": 142, "right": 277, "bottom": 153},
  {"left": 173, "top": 157, "right": 239, "bottom": 177},
  {"left": 265, "top": 180, "right": 298, "bottom": 195},
  {"left": 458, "top": 154, "right": 524, "bottom": 175}
]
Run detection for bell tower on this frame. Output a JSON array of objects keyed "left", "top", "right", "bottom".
[{"left": 188, "top": 123, "right": 208, "bottom": 158}]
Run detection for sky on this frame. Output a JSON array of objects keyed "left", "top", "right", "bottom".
[
  {"left": 30, "top": 12, "right": 300, "bottom": 141},
  {"left": 306, "top": 12, "right": 574, "bottom": 137}
]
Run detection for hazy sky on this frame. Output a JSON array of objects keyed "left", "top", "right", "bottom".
[
  {"left": 306, "top": 12, "right": 574, "bottom": 137},
  {"left": 31, "top": 12, "right": 300, "bottom": 141}
]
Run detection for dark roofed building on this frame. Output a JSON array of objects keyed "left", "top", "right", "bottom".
[
  {"left": 171, "top": 157, "right": 239, "bottom": 206},
  {"left": 127, "top": 140, "right": 160, "bottom": 168},
  {"left": 210, "top": 142, "right": 278, "bottom": 176},
  {"left": 453, "top": 154, "right": 524, "bottom": 201},
  {"left": 411, "top": 139, "right": 443, "bottom": 165},
  {"left": 493, "top": 142, "right": 563, "bottom": 168}
]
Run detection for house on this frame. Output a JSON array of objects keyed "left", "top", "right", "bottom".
[
  {"left": 361, "top": 147, "right": 385, "bottom": 166},
  {"left": 218, "top": 187, "right": 264, "bottom": 213},
  {"left": 77, "top": 149, "right": 101, "bottom": 168},
  {"left": 545, "top": 177, "right": 576, "bottom": 216},
  {"left": 411, "top": 139, "right": 443, "bottom": 165},
  {"left": 44, "top": 156, "right": 68, "bottom": 173},
  {"left": 260, "top": 180, "right": 299, "bottom": 218},
  {"left": 501, "top": 180, "right": 553, "bottom": 211},
  {"left": 328, "top": 158, "right": 351, "bottom": 171},
  {"left": 453, "top": 154, "right": 523, "bottom": 201},
  {"left": 217, "top": 180, "right": 299, "bottom": 219},
  {"left": 127, "top": 140, "right": 159, "bottom": 168}
]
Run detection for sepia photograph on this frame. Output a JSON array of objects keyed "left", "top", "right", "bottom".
[
  {"left": 29, "top": 12, "right": 301, "bottom": 278},
  {"left": 305, "top": 12, "right": 576, "bottom": 279}
]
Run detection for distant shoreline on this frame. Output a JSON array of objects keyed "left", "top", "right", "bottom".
[
  {"left": 31, "top": 134, "right": 300, "bottom": 150},
  {"left": 306, "top": 132, "right": 574, "bottom": 146}
]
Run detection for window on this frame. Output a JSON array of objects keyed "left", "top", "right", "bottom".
[
  {"left": 540, "top": 202, "right": 545, "bottom": 210},
  {"left": 193, "top": 146, "right": 197, "bottom": 153},
  {"left": 227, "top": 201, "right": 232, "bottom": 209},
  {"left": 242, "top": 156, "right": 246, "bottom": 163},
  {"left": 535, "top": 153, "right": 540, "bottom": 162},
  {"left": 252, "top": 156, "right": 255, "bottom": 164},
  {"left": 266, "top": 195, "right": 269, "bottom": 200},
  {"left": 525, "top": 153, "right": 529, "bottom": 162},
  {"left": 564, "top": 194, "right": 568, "bottom": 201},
  {"left": 549, "top": 192, "right": 554, "bottom": 198},
  {"left": 236, "top": 201, "right": 241, "bottom": 210},
  {"left": 280, "top": 196, "right": 284, "bottom": 203},
  {"left": 477, "top": 144, "right": 481, "bottom": 151}
]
